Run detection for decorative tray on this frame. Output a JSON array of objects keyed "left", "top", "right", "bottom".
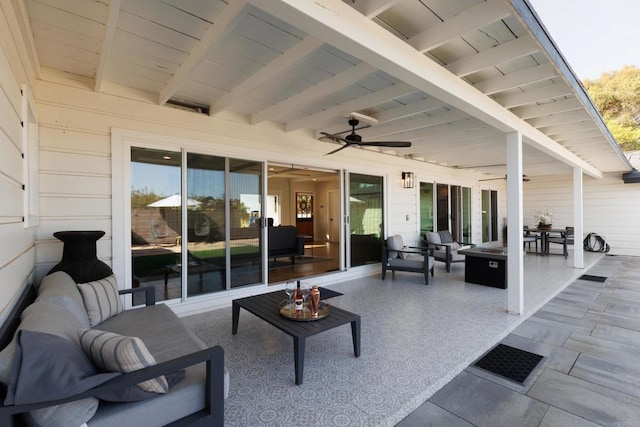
[{"left": 279, "top": 300, "right": 329, "bottom": 321}]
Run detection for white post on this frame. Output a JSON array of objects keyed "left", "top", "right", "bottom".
[
  {"left": 506, "top": 132, "right": 524, "bottom": 315},
  {"left": 573, "top": 167, "right": 584, "bottom": 268}
]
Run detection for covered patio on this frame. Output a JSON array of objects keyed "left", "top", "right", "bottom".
[{"left": 184, "top": 251, "right": 604, "bottom": 425}]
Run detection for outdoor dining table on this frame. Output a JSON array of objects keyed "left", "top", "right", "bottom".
[{"left": 530, "top": 227, "right": 567, "bottom": 255}]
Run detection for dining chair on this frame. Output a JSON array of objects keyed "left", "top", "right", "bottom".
[
  {"left": 547, "top": 226, "right": 574, "bottom": 258},
  {"left": 523, "top": 226, "right": 540, "bottom": 253}
]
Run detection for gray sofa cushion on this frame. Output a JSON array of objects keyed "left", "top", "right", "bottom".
[
  {"left": 0, "top": 300, "right": 86, "bottom": 384},
  {"left": 0, "top": 300, "right": 101, "bottom": 427},
  {"left": 425, "top": 231, "right": 441, "bottom": 245},
  {"left": 89, "top": 304, "right": 229, "bottom": 426},
  {"left": 78, "top": 275, "right": 123, "bottom": 327},
  {"left": 79, "top": 329, "right": 169, "bottom": 394},
  {"left": 4, "top": 330, "right": 118, "bottom": 406},
  {"left": 387, "top": 235, "right": 404, "bottom": 259},
  {"left": 37, "top": 271, "right": 90, "bottom": 327}
]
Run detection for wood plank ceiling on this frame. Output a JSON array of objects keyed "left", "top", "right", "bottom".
[{"left": 19, "top": 0, "right": 632, "bottom": 178}]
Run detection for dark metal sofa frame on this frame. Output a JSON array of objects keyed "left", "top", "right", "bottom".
[{"left": 0, "top": 285, "right": 224, "bottom": 427}]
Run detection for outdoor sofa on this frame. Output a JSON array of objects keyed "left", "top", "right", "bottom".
[{"left": 0, "top": 271, "right": 228, "bottom": 427}]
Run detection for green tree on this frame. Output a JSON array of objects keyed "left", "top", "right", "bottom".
[{"left": 583, "top": 65, "right": 640, "bottom": 151}]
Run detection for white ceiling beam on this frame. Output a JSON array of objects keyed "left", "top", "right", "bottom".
[
  {"left": 374, "top": 118, "right": 490, "bottom": 142},
  {"left": 351, "top": 0, "right": 404, "bottom": 18},
  {"left": 211, "top": 35, "right": 324, "bottom": 115},
  {"left": 249, "top": 0, "right": 601, "bottom": 177},
  {"left": 511, "top": 97, "right": 582, "bottom": 119},
  {"left": 527, "top": 110, "right": 591, "bottom": 127},
  {"left": 285, "top": 82, "right": 414, "bottom": 131},
  {"left": 446, "top": 36, "right": 539, "bottom": 77},
  {"left": 495, "top": 84, "right": 574, "bottom": 109},
  {"left": 410, "top": 134, "right": 502, "bottom": 157},
  {"left": 251, "top": 61, "right": 376, "bottom": 124},
  {"left": 95, "top": 0, "right": 121, "bottom": 92},
  {"left": 1, "top": 0, "right": 41, "bottom": 81},
  {"left": 474, "top": 62, "right": 558, "bottom": 95},
  {"left": 373, "top": 97, "right": 446, "bottom": 123},
  {"left": 363, "top": 109, "right": 468, "bottom": 139},
  {"left": 158, "top": 0, "right": 247, "bottom": 105},
  {"left": 542, "top": 122, "right": 598, "bottom": 136},
  {"left": 408, "top": 0, "right": 512, "bottom": 53},
  {"left": 553, "top": 129, "right": 602, "bottom": 141},
  {"left": 316, "top": 96, "right": 448, "bottom": 137}
]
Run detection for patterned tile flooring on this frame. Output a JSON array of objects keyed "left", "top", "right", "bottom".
[
  {"left": 399, "top": 255, "right": 640, "bottom": 427},
  {"left": 183, "top": 251, "right": 608, "bottom": 426}
]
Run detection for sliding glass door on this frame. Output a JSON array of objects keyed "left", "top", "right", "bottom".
[
  {"left": 420, "top": 181, "right": 471, "bottom": 242},
  {"left": 348, "top": 173, "right": 384, "bottom": 267},
  {"left": 130, "top": 147, "right": 263, "bottom": 303}
]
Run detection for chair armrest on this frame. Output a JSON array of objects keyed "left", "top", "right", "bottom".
[
  {"left": 0, "top": 346, "right": 225, "bottom": 426},
  {"left": 397, "top": 247, "right": 434, "bottom": 256},
  {"left": 119, "top": 286, "right": 156, "bottom": 306}
]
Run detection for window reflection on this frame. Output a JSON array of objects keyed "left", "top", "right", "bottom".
[{"left": 130, "top": 147, "right": 182, "bottom": 304}]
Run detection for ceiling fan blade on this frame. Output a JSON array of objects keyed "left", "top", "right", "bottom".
[
  {"left": 319, "top": 132, "right": 339, "bottom": 142},
  {"left": 358, "top": 141, "right": 412, "bottom": 148},
  {"left": 330, "top": 123, "right": 372, "bottom": 136},
  {"left": 323, "top": 144, "right": 352, "bottom": 156}
]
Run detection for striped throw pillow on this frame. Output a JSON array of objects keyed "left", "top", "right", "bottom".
[
  {"left": 77, "top": 275, "right": 123, "bottom": 327},
  {"left": 78, "top": 329, "right": 168, "bottom": 394}
]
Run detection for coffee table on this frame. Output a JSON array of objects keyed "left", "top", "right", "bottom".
[{"left": 232, "top": 290, "right": 361, "bottom": 385}]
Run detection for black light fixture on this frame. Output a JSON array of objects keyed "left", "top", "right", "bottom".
[{"left": 402, "top": 172, "right": 415, "bottom": 188}]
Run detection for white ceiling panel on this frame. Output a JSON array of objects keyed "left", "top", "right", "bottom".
[{"left": 14, "top": 0, "right": 631, "bottom": 177}]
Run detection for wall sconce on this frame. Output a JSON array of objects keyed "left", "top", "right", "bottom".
[{"left": 402, "top": 172, "right": 415, "bottom": 188}]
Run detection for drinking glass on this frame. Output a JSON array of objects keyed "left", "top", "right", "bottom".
[
  {"left": 300, "top": 281, "right": 310, "bottom": 303},
  {"left": 285, "top": 281, "right": 296, "bottom": 305}
]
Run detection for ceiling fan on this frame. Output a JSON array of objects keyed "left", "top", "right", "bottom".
[
  {"left": 319, "top": 118, "right": 411, "bottom": 155},
  {"left": 479, "top": 175, "right": 531, "bottom": 182}
]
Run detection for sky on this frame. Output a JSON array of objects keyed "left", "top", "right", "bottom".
[{"left": 528, "top": 0, "right": 640, "bottom": 81}]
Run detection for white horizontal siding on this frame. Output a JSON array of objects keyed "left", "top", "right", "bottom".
[
  {"left": 524, "top": 174, "right": 640, "bottom": 256},
  {"left": 0, "top": 6, "right": 36, "bottom": 321}
]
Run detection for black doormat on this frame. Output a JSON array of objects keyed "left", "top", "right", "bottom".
[
  {"left": 474, "top": 344, "right": 543, "bottom": 384},
  {"left": 579, "top": 274, "right": 607, "bottom": 282},
  {"left": 317, "top": 287, "right": 343, "bottom": 300}
]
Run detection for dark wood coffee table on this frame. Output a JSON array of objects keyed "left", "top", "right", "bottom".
[{"left": 232, "top": 290, "right": 361, "bottom": 385}]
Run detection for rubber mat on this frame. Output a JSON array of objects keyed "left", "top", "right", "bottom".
[
  {"left": 473, "top": 344, "right": 543, "bottom": 384},
  {"left": 579, "top": 274, "right": 607, "bottom": 282}
]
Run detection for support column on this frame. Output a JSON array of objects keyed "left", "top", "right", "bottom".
[
  {"left": 506, "top": 132, "right": 524, "bottom": 315},
  {"left": 573, "top": 167, "right": 584, "bottom": 268}
]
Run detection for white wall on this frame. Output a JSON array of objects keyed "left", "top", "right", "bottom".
[
  {"left": 32, "top": 75, "right": 483, "bottom": 285},
  {"left": 524, "top": 174, "right": 640, "bottom": 256},
  {"left": 0, "top": 4, "right": 37, "bottom": 321}
]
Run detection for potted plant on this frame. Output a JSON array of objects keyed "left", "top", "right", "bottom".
[{"left": 533, "top": 209, "right": 553, "bottom": 229}]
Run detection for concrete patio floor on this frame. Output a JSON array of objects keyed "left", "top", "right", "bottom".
[
  {"left": 184, "top": 250, "right": 607, "bottom": 426},
  {"left": 398, "top": 254, "right": 640, "bottom": 427}
]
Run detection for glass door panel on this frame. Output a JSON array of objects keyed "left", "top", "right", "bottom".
[
  {"left": 462, "top": 187, "right": 471, "bottom": 242},
  {"left": 436, "top": 183, "right": 449, "bottom": 231},
  {"left": 186, "top": 153, "right": 226, "bottom": 296},
  {"left": 419, "top": 182, "right": 434, "bottom": 237},
  {"left": 229, "top": 159, "right": 262, "bottom": 288},
  {"left": 450, "top": 185, "right": 471, "bottom": 242},
  {"left": 349, "top": 173, "right": 383, "bottom": 267},
  {"left": 130, "top": 147, "right": 182, "bottom": 304},
  {"left": 481, "top": 189, "right": 498, "bottom": 243}
]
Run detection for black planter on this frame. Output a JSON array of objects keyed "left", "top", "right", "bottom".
[{"left": 48, "top": 230, "right": 113, "bottom": 283}]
